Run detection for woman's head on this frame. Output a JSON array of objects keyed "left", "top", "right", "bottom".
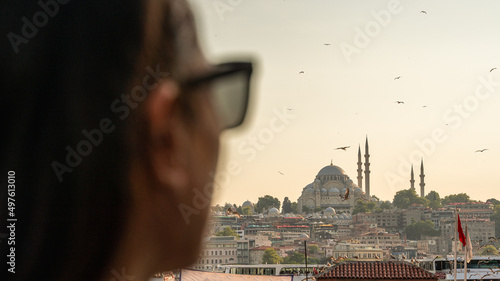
[{"left": 0, "top": 0, "right": 244, "bottom": 280}]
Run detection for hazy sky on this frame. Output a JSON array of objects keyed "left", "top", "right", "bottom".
[{"left": 186, "top": 0, "right": 500, "bottom": 207}]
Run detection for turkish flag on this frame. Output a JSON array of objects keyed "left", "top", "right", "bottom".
[{"left": 457, "top": 214, "right": 466, "bottom": 247}]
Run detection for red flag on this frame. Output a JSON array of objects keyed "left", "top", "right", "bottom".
[{"left": 457, "top": 214, "right": 466, "bottom": 247}]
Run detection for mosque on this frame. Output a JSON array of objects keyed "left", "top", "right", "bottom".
[
  {"left": 239, "top": 137, "right": 427, "bottom": 216},
  {"left": 297, "top": 138, "right": 372, "bottom": 214}
]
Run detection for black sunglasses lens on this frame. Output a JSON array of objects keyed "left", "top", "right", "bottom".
[{"left": 210, "top": 69, "right": 251, "bottom": 129}]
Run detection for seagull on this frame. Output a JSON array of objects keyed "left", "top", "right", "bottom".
[
  {"left": 340, "top": 188, "right": 350, "bottom": 201},
  {"left": 475, "top": 149, "right": 488, "bottom": 153},
  {"left": 299, "top": 71, "right": 304, "bottom": 74},
  {"left": 420, "top": 10, "right": 427, "bottom": 14},
  {"left": 335, "top": 146, "right": 350, "bottom": 151},
  {"left": 287, "top": 108, "right": 293, "bottom": 111},
  {"left": 390, "top": 254, "right": 397, "bottom": 260},
  {"left": 394, "top": 76, "right": 401, "bottom": 80},
  {"left": 226, "top": 206, "right": 241, "bottom": 219},
  {"left": 324, "top": 43, "right": 331, "bottom": 46},
  {"left": 278, "top": 171, "right": 284, "bottom": 175},
  {"left": 395, "top": 101, "right": 404, "bottom": 104},
  {"left": 490, "top": 68, "right": 497, "bottom": 72},
  {"left": 481, "top": 274, "right": 492, "bottom": 280},
  {"left": 422, "top": 105, "right": 428, "bottom": 108}
]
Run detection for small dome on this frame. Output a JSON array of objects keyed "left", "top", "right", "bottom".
[
  {"left": 340, "top": 188, "right": 347, "bottom": 194},
  {"left": 321, "top": 188, "right": 328, "bottom": 195},
  {"left": 268, "top": 208, "right": 279, "bottom": 217},
  {"left": 324, "top": 207, "right": 336, "bottom": 215},
  {"left": 354, "top": 188, "right": 363, "bottom": 194},
  {"left": 242, "top": 200, "right": 253, "bottom": 208},
  {"left": 329, "top": 188, "right": 340, "bottom": 195},
  {"left": 304, "top": 188, "right": 314, "bottom": 194}
]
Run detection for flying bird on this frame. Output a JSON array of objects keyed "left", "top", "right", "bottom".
[
  {"left": 226, "top": 206, "right": 241, "bottom": 219},
  {"left": 422, "top": 105, "right": 428, "bottom": 108},
  {"left": 287, "top": 108, "right": 293, "bottom": 111},
  {"left": 324, "top": 43, "right": 331, "bottom": 46},
  {"left": 490, "top": 67, "right": 497, "bottom": 72},
  {"left": 395, "top": 101, "right": 404, "bottom": 104},
  {"left": 299, "top": 71, "right": 304, "bottom": 74},
  {"left": 390, "top": 254, "right": 396, "bottom": 260},
  {"left": 278, "top": 171, "right": 284, "bottom": 175},
  {"left": 481, "top": 274, "right": 492, "bottom": 280},
  {"left": 340, "top": 188, "right": 350, "bottom": 201},
  {"left": 394, "top": 76, "right": 401, "bottom": 80},
  {"left": 420, "top": 10, "right": 427, "bottom": 14},
  {"left": 335, "top": 146, "right": 350, "bottom": 151},
  {"left": 475, "top": 149, "right": 488, "bottom": 153}
]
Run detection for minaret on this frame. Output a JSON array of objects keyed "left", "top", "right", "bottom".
[
  {"left": 420, "top": 158, "right": 425, "bottom": 197},
  {"left": 410, "top": 165, "right": 415, "bottom": 190},
  {"left": 364, "top": 136, "right": 370, "bottom": 198},
  {"left": 357, "top": 145, "right": 363, "bottom": 189}
]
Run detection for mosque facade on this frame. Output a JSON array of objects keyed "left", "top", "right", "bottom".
[{"left": 297, "top": 138, "right": 372, "bottom": 214}]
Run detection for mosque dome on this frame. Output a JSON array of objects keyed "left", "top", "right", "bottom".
[
  {"left": 324, "top": 207, "right": 336, "bottom": 216},
  {"left": 321, "top": 188, "right": 328, "bottom": 195},
  {"left": 304, "top": 188, "right": 314, "bottom": 194},
  {"left": 317, "top": 164, "right": 346, "bottom": 177},
  {"left": 242, "top": 200, "right": 253, "bottom": 208},
  {"left": 268, "top": 208, "right": 279, "bottom": 217},
  {"left": 354, "top": 187, "right": 363, "bottom": 194}
]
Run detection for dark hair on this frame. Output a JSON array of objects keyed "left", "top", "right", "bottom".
[{"left": 0, "top": 1, "right": 203, "bottom": 280}]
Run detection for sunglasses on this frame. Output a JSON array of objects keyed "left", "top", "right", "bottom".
[{"left": 180, "top": 62, "right": 253, "bottom": 130}]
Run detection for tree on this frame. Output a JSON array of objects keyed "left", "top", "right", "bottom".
[
  {"left": 215, "top": 227, "right": 239, "bottom": 238},
  {"left": 393, "top": 189, "right": 428, "bottom": 209},
  {"left": 491, "top": 205, "right": 500, "bottom": 236},
  {"left": 262, "top": 248, "right": 282, "bottom": 264},
  {"left": 313, "top": 207, "right": 323, "bottom": 213},
  {"left": 353, "top": 200, "right": 376, "bottom": 215},
  {"left": 242, "top": 206, "right": 253, "bottom": 215},
  {"left": 255, "top": 195, "right": 280, "bottom": 214},
  {"left": 282, "top": 197, "right": 292, "bottom": 213},
  {"left": 487, "top": 198, "right": 500, "bottom": 205},
  {"left": 290, "top": 202, "right": 298, "bottom": 214},
  {"left": 425, "top": 191, "right": 441, "bottom": 202},
  {"left": 282, "top": 251, "right": 305, "bottom": 264},
  {"left": 425, "top": 191, "right": 442, "bottom": 209},
  {"left": 404, "top": 220, "right": 440, "bottom": 240},
  {"left": 441, "top": 193, "right": 471, "bottom": 205},
  {"left": 302, "top": 205, "right": 311, "bottom": 214},
  {"left": 308, "top": 245, "right": 319, "bottom": 254},
  {"left": 480, "top": 245, "right": 499, "bottom": 256},
  {"left": 380, "top": 201, "right": 392, "bottom": 209}
]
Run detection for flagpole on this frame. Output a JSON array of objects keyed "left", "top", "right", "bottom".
[
  {"left": 464, "top": 223, "right": 467, "bottom": 281},
  {"left": 454, "top": 207, "right": 458, "bottom": 281}
]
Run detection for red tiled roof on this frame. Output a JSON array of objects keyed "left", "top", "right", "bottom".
[{"left": 316, "top": 261, "right": 437, "bottom": 280}]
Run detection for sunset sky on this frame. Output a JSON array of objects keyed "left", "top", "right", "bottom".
[{"left": 187, "top": 0, "right": 500, "bottom": 207}]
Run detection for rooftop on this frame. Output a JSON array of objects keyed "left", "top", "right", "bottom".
[{"left": 316, "top": 261, "right": 438, "bottom": 280}]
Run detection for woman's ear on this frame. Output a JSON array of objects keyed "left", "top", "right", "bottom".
[{"left": 146, "top": 80, "right": 189, "bottom": 190}]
